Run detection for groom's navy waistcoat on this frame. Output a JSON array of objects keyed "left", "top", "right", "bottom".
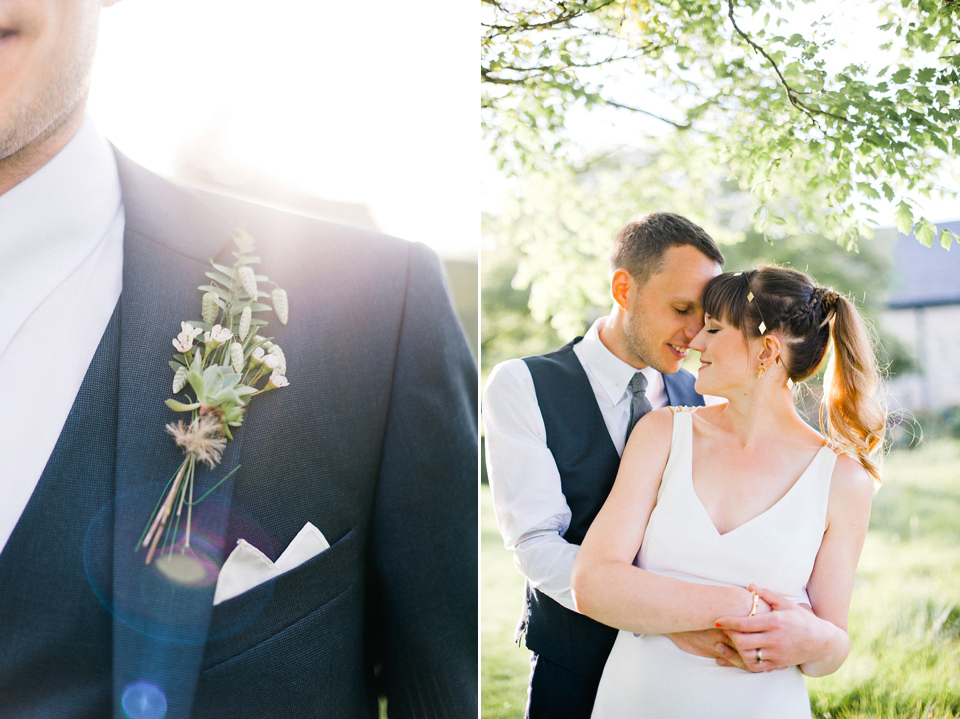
[{"left": 521, "top": 338, "right": 703, "bottom": 679}]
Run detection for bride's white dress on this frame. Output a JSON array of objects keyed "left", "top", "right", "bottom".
[{"left": 591, "top": 408, "right": 837, "bottom": 719}]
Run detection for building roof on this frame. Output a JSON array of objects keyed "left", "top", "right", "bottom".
[{"left": 886, "top": 219, "right": 960, "bottom": 308}]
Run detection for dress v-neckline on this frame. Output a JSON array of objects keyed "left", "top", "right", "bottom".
[{"left": 690, "top": 444, "right": 831, "bottom": 538}]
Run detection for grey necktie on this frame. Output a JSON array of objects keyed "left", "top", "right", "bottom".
[{"left": 625, "top": 371, "right": 653, "bottom": 442}]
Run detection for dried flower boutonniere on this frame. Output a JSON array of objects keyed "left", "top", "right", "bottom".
[{"left": 139, "top": 230, "right": 289, "bottom": 565}]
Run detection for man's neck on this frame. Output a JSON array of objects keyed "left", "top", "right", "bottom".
[
  {"left": 0, "top": 106, "right": 87, "bottom": 197},
  {"left": 597, "top": 309, "right": 648, "bottom": 370}
]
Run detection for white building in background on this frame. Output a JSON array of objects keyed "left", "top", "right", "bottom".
[{"left": 880, "top": 220, "right": 960, "bottom": 412}]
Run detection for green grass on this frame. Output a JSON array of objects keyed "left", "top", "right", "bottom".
[{"left": 481, "top": 439, "right": 960, "bottom": 718}]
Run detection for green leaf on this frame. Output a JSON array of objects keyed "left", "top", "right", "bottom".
[
  {"left": 890, "top": 67, "right": 912, "bottom": 83},
  {"left": 203, "top": 271, "right": 234, "bottom": 286},
  {"left": 198, "top": 284, "right": 232, "bottom": 301},
  {"left": 915, "top": 218, "right": 936, "bottom": 247},
  {"left": 895, "top": 201, "right": 914, "bottom": 236},
  {"left": 940, "top": 229, "right": 956, "bottom": 250},
  {"left": 165, "top": 399, "right": 201, "bottom": 412}
]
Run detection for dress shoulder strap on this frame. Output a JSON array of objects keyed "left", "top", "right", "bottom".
[{"left": 657, "top": 407, "right": 695, "bottom": 499}]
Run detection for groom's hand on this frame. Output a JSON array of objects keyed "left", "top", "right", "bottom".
[
  {"left": 714, "top": 585, "right": 834, "bottom": 673},
  {"left": 665, "top": 629, "right": 733, "bottom": 659}
]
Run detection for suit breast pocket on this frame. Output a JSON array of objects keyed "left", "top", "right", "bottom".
[{"left": 200, "top": 525, "right": 363, "bottom": 670}]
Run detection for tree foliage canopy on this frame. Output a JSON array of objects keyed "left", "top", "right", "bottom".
[{"left": 482, "top": 0, "right": 960, "bottom": 249}]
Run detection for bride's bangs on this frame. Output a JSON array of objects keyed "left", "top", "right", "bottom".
[{"left": 702, "top": 272, "right": 750, "bottom": 332}]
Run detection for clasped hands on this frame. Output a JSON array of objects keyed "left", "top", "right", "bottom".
[{"left": 666, "top": 584, "right": 821, "bottom": 673}]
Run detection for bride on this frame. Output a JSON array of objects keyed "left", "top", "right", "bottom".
[{"left": 571, "top": 266, "right": 885, "bottom": 717}]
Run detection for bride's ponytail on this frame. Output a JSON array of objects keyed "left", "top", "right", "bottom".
[{"left": 820, "top": 294, "right": 886, "bottom": 482}]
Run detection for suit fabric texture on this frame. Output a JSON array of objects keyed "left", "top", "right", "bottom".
[
  {"left": 520, "top": 339, "right": 703, "bottom": 717},
  {"left": 0, "top": 151, "right": 478, "bottom": 719}
]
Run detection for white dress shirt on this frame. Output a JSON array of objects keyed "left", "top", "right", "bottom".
[
  {"left": 483, "top": 318, "right": 667, "bottom": 611},
  {"left": 0, "top": 116, "right": 124, "bottom": 554}
]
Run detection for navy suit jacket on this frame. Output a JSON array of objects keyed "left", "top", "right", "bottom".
[{"left": 0, "top": 152, "right": 477, "bottom": 718}]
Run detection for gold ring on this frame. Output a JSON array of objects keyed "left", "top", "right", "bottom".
[{"left": 756, "top": 649, "right": 763, "bottom": 664}]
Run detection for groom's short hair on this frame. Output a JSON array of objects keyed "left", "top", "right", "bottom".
[{"left": 611, "top": 212, "right": 724, "bottom": 286}]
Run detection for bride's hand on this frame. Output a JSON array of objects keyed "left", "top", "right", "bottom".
[
  {"left": 714, "top": 584, "right": 824, "bottom": 673},
  {"left": 708, "top": 585, "right": 772, "bottom": 671}
]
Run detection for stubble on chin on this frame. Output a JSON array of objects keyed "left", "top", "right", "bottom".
[{"left": 0, "top": 8, "right": 98, "bottom": 185}]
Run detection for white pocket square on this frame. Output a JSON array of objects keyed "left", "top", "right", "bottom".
[{"left": 213, "top": 522, "right": 330, "bottom": 605}]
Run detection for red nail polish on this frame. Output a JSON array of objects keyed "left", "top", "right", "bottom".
[{"left": 715, "top": 622, "right": 722, "bottom": 628}]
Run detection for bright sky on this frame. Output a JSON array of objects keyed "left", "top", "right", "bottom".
[
  {"left": 89, "top": 0, "right": 476, "bottom": 260},
  {"left": 482, "top": 0, "right": 959, "bottom": 229}
]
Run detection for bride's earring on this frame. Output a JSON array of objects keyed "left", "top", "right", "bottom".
[{"left": 756, "top": 364, "right": 766, "bottom": 379}]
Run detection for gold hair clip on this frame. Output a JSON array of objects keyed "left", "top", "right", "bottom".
[
  {"left": 747, "top": 291, "right": 754, "bottom": 302},
  {"left": 733, "top": 271, "right": 743, "bottom": 276},
  {"left": 758, "top": 321, "right": 766, "bottom": 334}
]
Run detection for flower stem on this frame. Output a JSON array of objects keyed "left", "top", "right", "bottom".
[
  {"left": 144, "top": 458, "right": 190, "bottom": 564},
  {"left": 184, "top": 455, "right": 196, "bottom": 551}
]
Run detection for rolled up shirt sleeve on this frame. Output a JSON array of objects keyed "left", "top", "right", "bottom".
[{"left": 483, "top": 359, "right": 580, "bottom": 611}]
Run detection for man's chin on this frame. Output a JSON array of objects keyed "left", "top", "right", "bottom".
[{"left": 651, "top": 356, "right": 684, "bottom": 375}]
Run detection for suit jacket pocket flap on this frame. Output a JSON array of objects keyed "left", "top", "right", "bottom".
[{"left": 202, "top": 525, "right": 361, "bottom": 667}]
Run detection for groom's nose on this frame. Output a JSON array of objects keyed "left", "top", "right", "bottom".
[{"left": 684, "top": 314, "right": 705, "bottom": 339}]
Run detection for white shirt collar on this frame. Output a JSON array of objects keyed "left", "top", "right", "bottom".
[
  {"left": 0, "top": 115, "right": 121, "bottom": 356},
  {"left": 576, "top": 318, "right": 663, "bottom": 407}
]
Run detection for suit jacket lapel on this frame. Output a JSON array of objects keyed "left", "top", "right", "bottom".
[
  {"left": 111, "top": 150, "right": 248, "bottom": 719},
  {"left": 663, "top": 371, "right": 704, "bottom": 407}
]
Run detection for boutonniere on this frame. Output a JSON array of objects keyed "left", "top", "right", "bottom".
[{"left": 139, "top": 230, "right": 289, "bottom": 565}]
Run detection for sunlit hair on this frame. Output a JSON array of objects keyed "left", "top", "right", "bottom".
[
  {"left": 702, "top": 266, "right": 886, "bottom": 483},
  {"left": 610, "top": 212, "right": 725, "bottom": 285}
]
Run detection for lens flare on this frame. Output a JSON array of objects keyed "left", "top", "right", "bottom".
[{"left": 121, "top": 681, "right": 167, "bottom": 719}]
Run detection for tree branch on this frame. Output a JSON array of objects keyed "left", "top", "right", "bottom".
[
  {"left": 483, "top": 0, "right": 619, "bottom": 34},
  {"left": 482, "top": 45, "right": 664, "bottom": 83},
  {"left": 726, "top": 0, "right": 850, "bottom": 127},
  {"left": 600, "top": 99, "right": 692, "bottom": 129}
]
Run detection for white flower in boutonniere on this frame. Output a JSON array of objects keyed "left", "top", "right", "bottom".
[
  {"left": 139, "top": 230, "right": 291, "bottom": 566},
  {"left": 172, "top": 322, "right": 202, "bottom": 353},
  {"left": 203, "top": 324, "right": 233, "bottom": 348},
  {"left": 266, "top": 371, "right": 289, "bottom": 390},
  {"left": 262, "top": 354, "right": 281, "bottom": 371}
]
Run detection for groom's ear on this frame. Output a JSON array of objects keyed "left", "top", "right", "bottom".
[{"left": 611, "top": 268, "right": 632, "bottom": 310}]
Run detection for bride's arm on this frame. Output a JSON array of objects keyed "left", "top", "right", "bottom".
[
  {"left": 798, "top": 453, "right": 874, "bottom": 676},
  {"left": 571, "top": 409, "right": 757, "bottom": 633}
]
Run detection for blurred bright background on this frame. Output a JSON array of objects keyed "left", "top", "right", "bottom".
[{"left": 89, "top": 0, "right": 478, "bottom": 353}]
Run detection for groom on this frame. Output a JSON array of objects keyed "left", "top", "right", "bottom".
[
  {"left": 0, "top": 2, "right": 476, "bottom": 718},
  {"left": 484, "top": 214, "right": 843, "bottom": 718}
]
